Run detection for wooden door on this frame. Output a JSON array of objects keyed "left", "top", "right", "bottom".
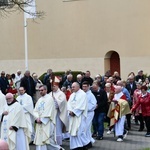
[{"left": 110, "top": 52, "right": 120, "bottom": 75}]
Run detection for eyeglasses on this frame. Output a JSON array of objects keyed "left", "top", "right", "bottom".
[{"left": 39, "top": 89, "right": 44, "bottom": 91}]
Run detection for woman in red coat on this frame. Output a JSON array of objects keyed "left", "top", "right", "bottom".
[{"left": 131, "top": 85, "right": 150, "bottom": 137}]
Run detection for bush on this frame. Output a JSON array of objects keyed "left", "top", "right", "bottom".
[{"left": 39, "top": 71, "right": 82, "bottom": 83}]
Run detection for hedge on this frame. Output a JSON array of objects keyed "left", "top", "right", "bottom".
[{"left": 39, "top": 71, "right": 82, "bottom": 83}]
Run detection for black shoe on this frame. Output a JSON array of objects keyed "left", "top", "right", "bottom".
[
  {"left": 96, "top": 136, "right": 103, "bottom": 140},
  {"left": 29, "top": 141, "right": 34, "bottom": 145},
  {"left": 84, "top": 142, "right": 92, "bottom": 149}
]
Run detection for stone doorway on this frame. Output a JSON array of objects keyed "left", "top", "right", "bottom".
[{"left": 104, "top": 51, "right": 120, "bottom": 76}]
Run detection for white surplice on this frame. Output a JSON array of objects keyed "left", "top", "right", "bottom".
[
  {"left": 0, "top": 102, "right": 30, "bottom": 150},
  {"left": 85, "top": 90, "right": 97, "bottom": 143},
  {"left": 33, "top": 94, "right": 63, "bottom": 150},
  {"left": 16, "top": 93, "right": 34, "bottom": 141},
  {"left": 68, "top": 89, "right": 89, "bottom": 149}
]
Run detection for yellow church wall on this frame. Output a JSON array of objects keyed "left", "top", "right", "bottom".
[
  {"left": 0, "top": 0, "right": 150, "bottom": 79},
  {"left": 0, "top": 56, "right": 148, "bottom": 80}
]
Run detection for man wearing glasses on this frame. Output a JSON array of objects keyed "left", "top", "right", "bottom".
[{"left": 33, "top": 85, "right": 63, "bottom": 150}]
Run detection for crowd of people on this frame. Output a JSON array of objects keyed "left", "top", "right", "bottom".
[{"left": 0, "top": 69, "right": 150, "bottom": 150}]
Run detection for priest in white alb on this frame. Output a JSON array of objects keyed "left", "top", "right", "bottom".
[
  {"left": 0, "top": 93, "right": 30, "bottom": 150},
  {"left": 82, "top": 81, "right": 97, "bottom": 148},
  {"left": 16, "top": 86, "right": 34, "bottom": 142},
  {"left": 49, "top": 76, "right": 69, "bottom": 145},
  {"left": 68, "top": 82, "right": 89, "bottom": 150},
  {"left": 33, "top": 85, "right": 63, "bottom": 150}
]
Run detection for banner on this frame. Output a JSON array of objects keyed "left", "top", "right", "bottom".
[{"left": 24, "top": 0, "right": 36, "bottom": 18}]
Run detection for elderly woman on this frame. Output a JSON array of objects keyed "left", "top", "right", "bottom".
[
  {"left": 132, "top": 82, "right": 144, "bottom": 131},
  {"left": 131, "top": 85, "right": 150, "bottom": 137}
]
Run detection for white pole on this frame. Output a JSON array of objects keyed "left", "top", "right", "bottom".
[{"left": 24, "top": 13, "right": 28, "bottom": 70}]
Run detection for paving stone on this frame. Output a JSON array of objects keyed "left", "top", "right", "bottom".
[{"left": 30, "top": 123, "right": 150, "bottom": 150}]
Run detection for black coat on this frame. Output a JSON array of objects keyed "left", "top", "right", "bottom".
[
  {"left": 0, "top": 77, "right": 9, "bottom": 94},
  {"left": 126, "top": 82, "right": 137, "bottom": 98},
  {"left": 92, "top": 89, "right": 108, "bottom": 114},
  {"left": 20, "top": 76, "right": 35, "bottom": 97}
]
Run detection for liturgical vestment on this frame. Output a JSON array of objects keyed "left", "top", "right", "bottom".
[
  {"left": 68, "top": 89, "right": 89, "bottom": 149},
  {"left": 33, "top": 94, "right": 63, "bottom": 150},
  {"left": 1, "top": 101, "right": 30, "bottom": 150}
]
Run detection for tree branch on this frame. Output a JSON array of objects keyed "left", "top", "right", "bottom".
[{"left": 0, "top": 0, "right": 44, "bottom": 18}]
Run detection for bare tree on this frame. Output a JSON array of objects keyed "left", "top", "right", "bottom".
[{"left": 0, "top": 0, "right": 44, "bottom": 18}]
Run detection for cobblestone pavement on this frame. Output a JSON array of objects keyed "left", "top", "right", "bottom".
[{"left": 30, "top": 122, "right": 150, "bottom": 150}]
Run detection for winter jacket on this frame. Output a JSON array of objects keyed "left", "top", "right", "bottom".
[{"left": 132, "top": 92, "right": 150, "bottom": 116}]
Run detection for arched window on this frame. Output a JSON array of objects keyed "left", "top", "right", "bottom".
[{"left": 104, "top": 51, "right": 120, "bottom": 76}]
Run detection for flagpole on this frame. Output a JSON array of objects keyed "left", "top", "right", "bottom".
[
  {"left": 23, "top": 0, "right": 36, "bottom": 71},
  {"left": 24, "top": 13, "right": 28, "bottom": 71}
]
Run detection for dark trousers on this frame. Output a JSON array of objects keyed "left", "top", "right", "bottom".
[
  {"left": 143, "top": 116, "right": 150, "bottom": 133},
  {"left": 137, "top": 114, "right": 144, "bottom": 130},
  {"left": 92, "top": 113, "right": 105, "bottom": 137},
  {"left": 126, "top": 114, "right": 131, "bottom": 129}
]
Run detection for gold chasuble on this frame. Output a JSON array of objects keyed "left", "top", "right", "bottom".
[{"left": 107, "top": 99, "right": 130, "bottom": 127}]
